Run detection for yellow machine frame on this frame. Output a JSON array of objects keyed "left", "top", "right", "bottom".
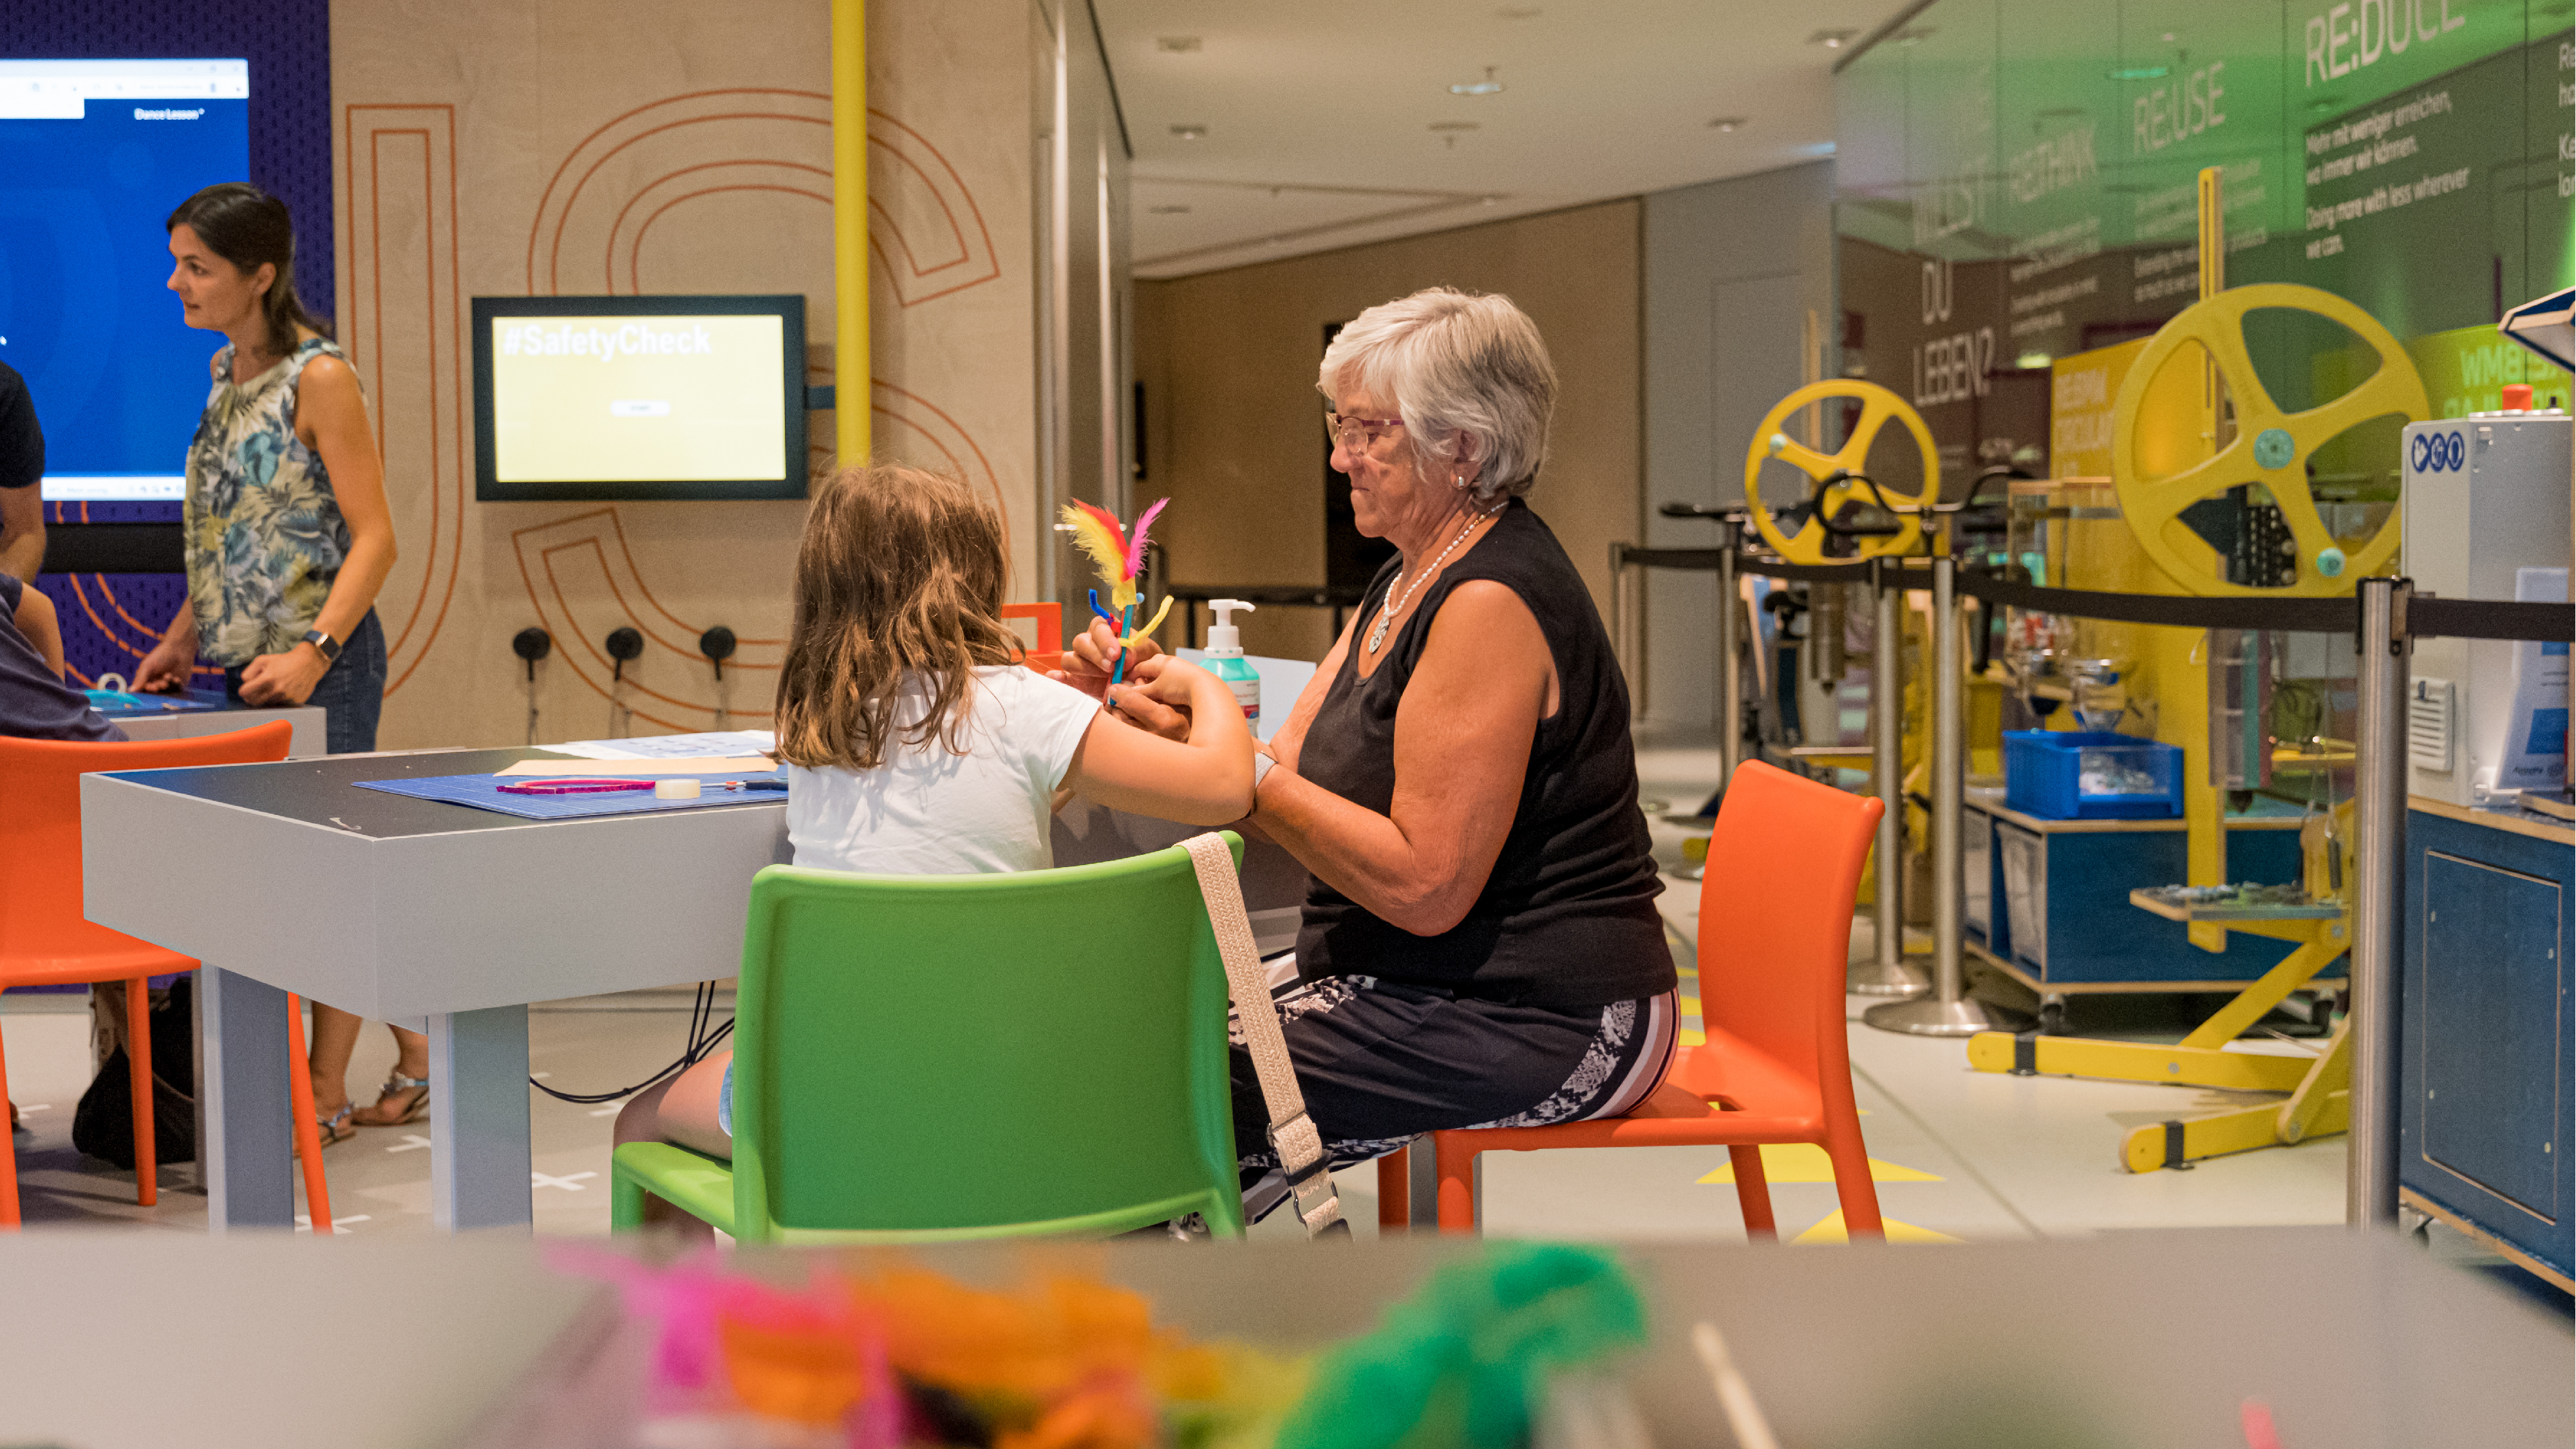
[{"left": 1965, "top": 167, "right": 2425, "bottom": 1172}]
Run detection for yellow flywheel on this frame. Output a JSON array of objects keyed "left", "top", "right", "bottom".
[
  {"left": 1741, "top": 380, "right": 1937, "bottom": 565},
  {"left": 2111, "top": 283, "right": 2427, "bottom": 598}
]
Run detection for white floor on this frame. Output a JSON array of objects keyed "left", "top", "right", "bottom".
[{"left": 0, "top": 728, "right": 2524, "bottom": 1295}]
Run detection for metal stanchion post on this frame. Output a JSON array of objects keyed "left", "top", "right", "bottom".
[
  {"left": 1865, "top": 557, "right": 2032, "bottom": 1036},
  {"left": 1851, "top": 559, "right": 1927, "bottom": 996},
  {"left": 2348, "top": 575, "right": 2409, "bottom": 1229},
  {"left": 1716, "top": 521, "right": 1742, "bottom": 787}
]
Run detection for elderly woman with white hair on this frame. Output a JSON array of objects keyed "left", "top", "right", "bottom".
[{"left": 1069, "top": 286, "right": 1676, "bottom": 1222}]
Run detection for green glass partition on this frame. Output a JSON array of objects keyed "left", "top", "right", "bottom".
[{"left": 1834, "top": 0, "right": 2573, "bottom": 478}]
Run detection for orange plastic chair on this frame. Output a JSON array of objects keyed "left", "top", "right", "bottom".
[
  {"left": 1002, "top": 603, "right": 1064, "bottom": 675},
  {"left": 1390, "top": 760, "right": 1888, "bottom": 1240},
  {"left": 0, "top": 722, "right": 335, "bottom": 1231}
]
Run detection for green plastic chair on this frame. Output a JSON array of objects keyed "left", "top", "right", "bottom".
[{"left": 610, "top": 836, "right": 1248, "bottom": 1242}]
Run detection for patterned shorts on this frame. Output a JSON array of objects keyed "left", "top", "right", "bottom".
[{"left": 1230, "top": 954, "right": 1678, "bottom": 1222}]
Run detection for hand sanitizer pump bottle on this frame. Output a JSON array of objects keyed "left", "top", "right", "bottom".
[{"left": 1204, "top": 599, "right": 1260, "bottom": 725}]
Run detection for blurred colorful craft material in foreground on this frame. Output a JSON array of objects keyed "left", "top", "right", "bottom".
[{"left": 546, "top": 1241, "right": 1646, "bottom": 1449}]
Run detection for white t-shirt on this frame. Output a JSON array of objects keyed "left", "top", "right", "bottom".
[{"left": 784, "top": 666, "right": 1101, "bottom": 875}]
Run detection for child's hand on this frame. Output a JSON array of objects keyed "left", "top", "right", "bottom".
[
  {"left": 1057, "top": 616, "right": 1165, "bottom": 695},
  {"left": 1105, "top": 654, "right": 1193, "bottom": 742}
]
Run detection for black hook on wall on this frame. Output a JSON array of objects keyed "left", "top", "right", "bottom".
[
  {"left": 699, "top": 626, "right": 737, "bottom": 681},
  {"left": 512, "top": 627, "right": 552, "bottom": 682},
  {"left": 606, "top": 626, "right": 643, "bottom": 684}
]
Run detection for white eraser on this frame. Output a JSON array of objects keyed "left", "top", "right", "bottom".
[{"left": 655, "top": 778, "right": 700, "bottom": 799}]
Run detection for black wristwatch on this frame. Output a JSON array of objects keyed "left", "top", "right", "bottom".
[{"left": 300, "top": 628, "right": 341, "bottom": 664}]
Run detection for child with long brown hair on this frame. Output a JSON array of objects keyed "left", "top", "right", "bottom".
[{"left": 617, "top": 462, "right": 1254, "bottom": 1159}]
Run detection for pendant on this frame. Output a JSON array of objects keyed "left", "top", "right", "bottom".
[{"left": 1366, "top": 612, "right": 1391, "bottom": 653}]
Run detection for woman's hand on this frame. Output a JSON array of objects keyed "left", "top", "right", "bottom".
[
  {"left": 133, "top": 633, "right": 198, "bottom": 695},
  {"left": 236, "top": 644, "right": 328, "bottom": 706}
]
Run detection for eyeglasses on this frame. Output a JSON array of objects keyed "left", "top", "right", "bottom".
[{"left": 1325, "top": 412, "right": 1406, "bottom": 453}]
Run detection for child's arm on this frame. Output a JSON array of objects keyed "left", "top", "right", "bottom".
[{"left": 1062, "top": 655, "right": 1255, "bottom": 825}]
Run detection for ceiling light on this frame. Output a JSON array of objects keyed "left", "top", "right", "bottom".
[
  {"left": 1480, "top": 195, "right": 1501, "bottom": 205},
  {"left": 1450, "top": 66, "right": 1503, "bottom": 96},
  {"left": 1169, "top": 124, "right": 1207, "bottom": 140},
  {"left": 2107, "top": 64, "right": 2170, "bottom": 80},
  {"left": 1808, "top": 28, "right": 1857, "bottom": 48},
  {"left": 1709, "top": 116, "right": 1747, "bottom": 133},
  {"left": 2015, "top": 351, "right": 2053, "bottom": 370},
  {"left": 1156, "top": 35, "right": 1201, "bottom": 53},
  {"left": 1149, "top": 205, "right": 1191, "bottom": 214}
]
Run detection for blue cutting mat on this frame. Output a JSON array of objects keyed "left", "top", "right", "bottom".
[
  {"left": 350, "top": 770, "right": 786, "bottom": 821},
  {"left": 88, "top": 689, "right": 227, "bottom": 716}
]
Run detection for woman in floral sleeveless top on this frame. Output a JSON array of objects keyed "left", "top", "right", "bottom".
[{"left": 135, "top": 184, "right": 415, "bottom": 1145}]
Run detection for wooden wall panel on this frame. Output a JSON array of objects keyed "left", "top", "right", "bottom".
[
  {"left": 1134, "top": 201, "right": 1642, "bottom": 662},
  {"left": 330, "top": 0, "right": 1039, "bottom": 747}
]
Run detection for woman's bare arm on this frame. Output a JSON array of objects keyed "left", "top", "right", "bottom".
[
  {"left": 1248, "top": 581, "right": 1555, "bottom": 936},
  {"left": 292, "top": 355, "right": 397, "bottom": 648}
]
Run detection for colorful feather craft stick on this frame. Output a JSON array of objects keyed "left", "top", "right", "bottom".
[
  {"left": 1063, "top": 501, "right": 1142, "bottom": 610},
  {"left": 1061, "top": 499, "right": 1170, "bottom": 684}
]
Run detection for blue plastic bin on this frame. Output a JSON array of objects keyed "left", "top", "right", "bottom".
[{"left": 2002, "top": 730, "right": 2183, "bottom": 819}]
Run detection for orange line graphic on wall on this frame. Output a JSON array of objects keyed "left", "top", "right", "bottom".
[
  {"left": 341, "top": 104, "right": 467, "bottom": 699},
  {"left": 524, "top": 89, "right": 1000, "bottom": 305}
]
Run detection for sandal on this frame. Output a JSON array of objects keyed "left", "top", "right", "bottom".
[
  {"left": 315, "top": 1103, "right": 356, "bottom": 1148},
  {"left": 353, "top": 1071, "right": 430, "bottom": 1127}
]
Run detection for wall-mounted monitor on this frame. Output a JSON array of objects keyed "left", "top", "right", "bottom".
[
  {"left": 1, "top": 59, "right": 250, "bottom": 505},
  {"left": 471, "top": 294, "right": 807, "bottom": 501}
]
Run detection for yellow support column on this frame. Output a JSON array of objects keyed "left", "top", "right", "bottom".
[
  {"left": 832, "top": 0, "right": 870, "bottom": 463},
  {"left": 2184, "top": 164, "right": 2229, "bottom": 951}
]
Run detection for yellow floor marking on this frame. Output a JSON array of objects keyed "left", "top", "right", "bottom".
[
  {"left": 1678, "top": 1028, "right": 1706, "bottom": 1047},
  {"left": 1792, "top": 1209, "right": 1961, "bottom": 1244},
  {"left": 1678, "top": 995, "right": 1702, "bottom": 1014},
  {"left": 1696, "top": 1142, "right": 1940, "bottom": 1184}
]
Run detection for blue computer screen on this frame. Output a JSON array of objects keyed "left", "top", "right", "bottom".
[{"left": 0, "top": 61, "right": 249, "bottom": 504}]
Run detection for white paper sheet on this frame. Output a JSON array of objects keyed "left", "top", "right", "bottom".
[{"left": 538, "top": 729, "right": 778, "bottom": 761}]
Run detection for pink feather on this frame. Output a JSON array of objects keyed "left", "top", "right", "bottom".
[{"left": 1122, "top": 498, "right": 1167, "bottom": 581}]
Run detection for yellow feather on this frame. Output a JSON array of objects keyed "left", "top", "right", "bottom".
[{"left": 1060, "top": 504, "right": 1129, "bottom": 592}]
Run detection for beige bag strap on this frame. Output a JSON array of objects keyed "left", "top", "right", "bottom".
[{"left": 1181, "top": 832, "right": 1348, "bottom": 1239}]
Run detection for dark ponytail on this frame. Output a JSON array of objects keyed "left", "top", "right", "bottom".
[{"left": 165, "top": 183, "right": 329, "bottom": 359}]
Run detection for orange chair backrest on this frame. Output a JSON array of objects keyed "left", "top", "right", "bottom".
[
  {"left": 1001, "top": 603, "right": 1064, "bottom": 675},
  {"left": 1691, "top": 760, "right": 1884, "bottom": 1107},
  {"left": 0, "top": 722, "right": 294, "bottom": 966}
]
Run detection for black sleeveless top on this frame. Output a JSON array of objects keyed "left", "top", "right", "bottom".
[{"left": 1292, "top": 501, "right": 1673, "bottom": 1008}]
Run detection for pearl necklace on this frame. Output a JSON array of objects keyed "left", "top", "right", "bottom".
[{"left": 1366, "top": 500, "right": 1506, "bottom": 654}]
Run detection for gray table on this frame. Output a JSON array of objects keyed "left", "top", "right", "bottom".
[{"left": 78, "top": 747, "right": 1310, "bottom": 1233}]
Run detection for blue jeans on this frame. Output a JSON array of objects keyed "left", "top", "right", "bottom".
[{"left": 223, "top": 610, "right": 386, "bottom": 754}]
